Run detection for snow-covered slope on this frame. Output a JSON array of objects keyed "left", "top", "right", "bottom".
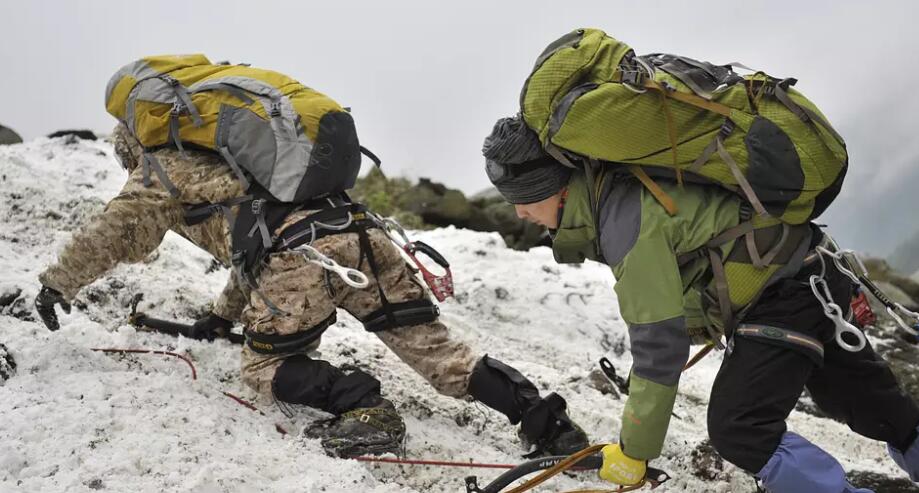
[{"left": 0, "top": 138, "right": 907, "bottom": 492}]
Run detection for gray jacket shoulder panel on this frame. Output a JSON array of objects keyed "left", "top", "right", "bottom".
[{"left": 597, "top": 179, "right": 642, "bottom": 267}]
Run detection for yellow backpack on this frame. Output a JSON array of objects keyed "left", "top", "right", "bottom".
[{"left": 105, "top": 54, "right": 370, "bottom": 203}]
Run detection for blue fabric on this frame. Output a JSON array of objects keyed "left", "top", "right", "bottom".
[
  {"left": 757, "top": 432, "right": 873, "bottom": 493},
  {"left": 888, "top": 425, "right": 919, "bottom": 481}
]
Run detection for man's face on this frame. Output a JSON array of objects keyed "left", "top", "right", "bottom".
[{"left": 514, "top": 190, "right": 564, "bottom": 229}]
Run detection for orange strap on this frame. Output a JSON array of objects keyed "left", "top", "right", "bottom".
[{"left": 628, "top": 166, "right": 678, "bottom": 216}]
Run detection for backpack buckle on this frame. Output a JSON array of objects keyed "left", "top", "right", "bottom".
[
  {"left": 170, "top": 101, "right": 186, "bottom": 115},
  {"left": 719, "top": 119, "right": 736, "bottom": 139},
  {"left": 160, "top": 74, "right": 179, "bottom": 87},
  {"left": 269, "top": 102, "right": 282, "bottom": 118},
  {"left": 251, "top": 199, "right": 265, "bottom": 215}
]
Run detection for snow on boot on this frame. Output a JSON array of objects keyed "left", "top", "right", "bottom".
[
  {"left": 0, "top": 343, "right": 15, "bottom": 383},
  {"left": 888, "top": 426, "right": 919, "bottom": 482},
  {"left": 757, "top": 432, "right": 873, "bottom": 493},
  {"left": 304, "top": 397, "right": 406, "bottom": 458}
]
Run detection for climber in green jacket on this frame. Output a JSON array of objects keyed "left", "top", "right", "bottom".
[{"left": 482, "top": 115, "right": 919, "bottom": 492}]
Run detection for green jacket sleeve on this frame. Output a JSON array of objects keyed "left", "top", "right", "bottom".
[{"left": 611, "top": 211, "right": 690, "bottom": 461}]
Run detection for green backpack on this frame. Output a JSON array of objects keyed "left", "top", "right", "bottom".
[{"left": 519, "top": 28, "right": 848, "bottom": 225}]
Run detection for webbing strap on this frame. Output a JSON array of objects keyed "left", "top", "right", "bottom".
[
  {"left": 735, "top": 324, "right": 825, "bottom": 359},
  {"left": 361, "top": 299, "right": 439, "bottom": 333},
  {"left": 708, "top": 248, "right": 735, "bottom": 332},
  {"left": 249, "top": 200, "right": 273, "bottom": 249},
  {"left": 649, "top": 81, "right": 681, "bottom": 184},
  {"left": 184, "top": 195, "right": 253, "bottom": 228},
  {"left": 142, "top": 153, "right": 180, "bottom": 198},
  {"left": 628, "top": 166, "right": 678, "bottom": 216},
  {"left": 545, "top": 143, "right": 578, "bottom": 168},
  {"left": 172, "top": 84, "right": 203, "bottom": 127},
  {"left": 745, "top": 223, "right": 790, "bottom": 269},
  {"left": 715, "top": 137, "right": 768, "bottom": 217},
  {"left": 169, "top": 111, "right": 187, "bottom": 154},
  {"left": 773, "top": 82, "right": 845, "bottom": 147},
  {"left": 244, "top": 312, "right": 335, "bottom": 354},
  {"left": 234, "top": 265, "right": 288, "bottom": 317},
  {"left": 205, "top": 83, "right": 254, "bottom": 105},
  {"left": 689, "top": 137, "right": 718, "bottom": 173},
  {"left": 356, "top": 226, "right": 396, "bottom": 329},
  {"left": 690, "top": 120, "right": 735, "bottom": 174},
  {"left": 217, "top": 146, "right": 251, "bottom": 191},
  {"left": 641, "top": 79, "right": 732, "bottom": 117},
  {"left": 274, "top": 204, "right": 372, "bottom": 252},
  {"left": 707, "top": 220, "right": 756, "bottom": 249},
  {"left": 676, "top": 220, "right": 754, "bottom": 266}
]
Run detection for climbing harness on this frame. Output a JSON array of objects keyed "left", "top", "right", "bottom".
[
  {"left": 371, "top": 212, "right": 455, "bottom": 302},
  {"left": 810, "top": 235, "right": 919, "bottom": 351},
  {"left": 293, "top": 243, "right": 370, "bottom": 288},
  {"left": 272, "top": 203, "right": 454, "bottom": 302}
]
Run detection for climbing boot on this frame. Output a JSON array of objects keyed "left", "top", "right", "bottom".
[
  {"left": 517, "top": 393, "right": 590, "bottom": 456},
  {"left": 304, "top": 396, "right": 406, "bottom": 457},
  {"left": 468, "top": 356, "right": 590, "bottom": 456}
]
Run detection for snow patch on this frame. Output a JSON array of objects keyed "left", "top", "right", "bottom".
[{"left": 0, "top": 138, "right": 904, "bottom": 491}]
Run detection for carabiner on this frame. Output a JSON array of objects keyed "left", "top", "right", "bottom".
[
  {"left": 294, "top": 244, "right": 369, "bottom": 289},
  {"left": 809, "top": 274, "right": 866, "bottom": 352}
]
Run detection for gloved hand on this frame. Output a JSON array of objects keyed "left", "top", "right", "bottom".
[
  {"left": 598, "top": 443, "right": 647, "bottom": 486},
  {"left": 34, "top": 286, "right": 71, "bottom": 331},
  {"left": 187, "top": 312, "right": 234, "bottom": 341}
]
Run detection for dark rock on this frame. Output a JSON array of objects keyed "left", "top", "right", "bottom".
[
  {"left": 351, "top": 169, "right": 549, "bottom": 251},
  {"left": 47, "top": 129, "right": 98, "bottom": 141},
  {"left": 587, "top": 368, "right": 620, "bottom": 399},
  {"left": 0, "top": 286, "right": 22, "bottom": 308},
  {"left": 0, "top": 343, "right": 16, "bottom": 382},
  {"left": 0, "top": 124, "right": 22, "bottom": 145},
  {"left": 494, "top": 287, "right": 509, "bottom": 300},
  {"left": 84, "top": 478, "right": 105, "bottom": 490},
  {"left": 690, "top": 439, "right": 725, "bottom": 481},
  {"left": 850, "top": 470, "right": 919, "bottom": 492}
]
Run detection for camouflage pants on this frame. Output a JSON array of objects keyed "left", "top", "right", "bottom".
[{"left": 240, "top": 228, "right": 476, "bottom": 401}]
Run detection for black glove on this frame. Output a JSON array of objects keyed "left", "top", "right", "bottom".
[
  {"left": 34, "top": 286, "right": 71, "bottom": 331},
  {"left": 187, "top": 312, "right": 234, "bottom": 341}
]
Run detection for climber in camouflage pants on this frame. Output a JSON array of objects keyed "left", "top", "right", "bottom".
[{"left": 34, "top": 125, "right": 589, "bottom": 457}]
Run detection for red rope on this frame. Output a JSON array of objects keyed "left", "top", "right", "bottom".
[
  {"left": 222, "top": 391, "right": 289, "bottom": 435},
  {"left": 91, "top": 348, "right": 197, "bottom": 380},
  {"left": 352, "top": 455, "right": 517, "bottom": 469}
]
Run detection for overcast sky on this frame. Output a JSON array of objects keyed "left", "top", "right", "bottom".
[{"left": 2, "top": 0, "right": 918, "bottom": 256}]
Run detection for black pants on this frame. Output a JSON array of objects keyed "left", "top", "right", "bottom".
[{"left": 707, "top": 255, "right": 919, "bottom": 473}]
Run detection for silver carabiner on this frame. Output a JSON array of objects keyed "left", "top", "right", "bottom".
[
  {"left": 809, "top": 274, "right": 866, "bottom": 352},
  {"left": 294, "top": 244, "right": 369, "bottom": 289}
]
